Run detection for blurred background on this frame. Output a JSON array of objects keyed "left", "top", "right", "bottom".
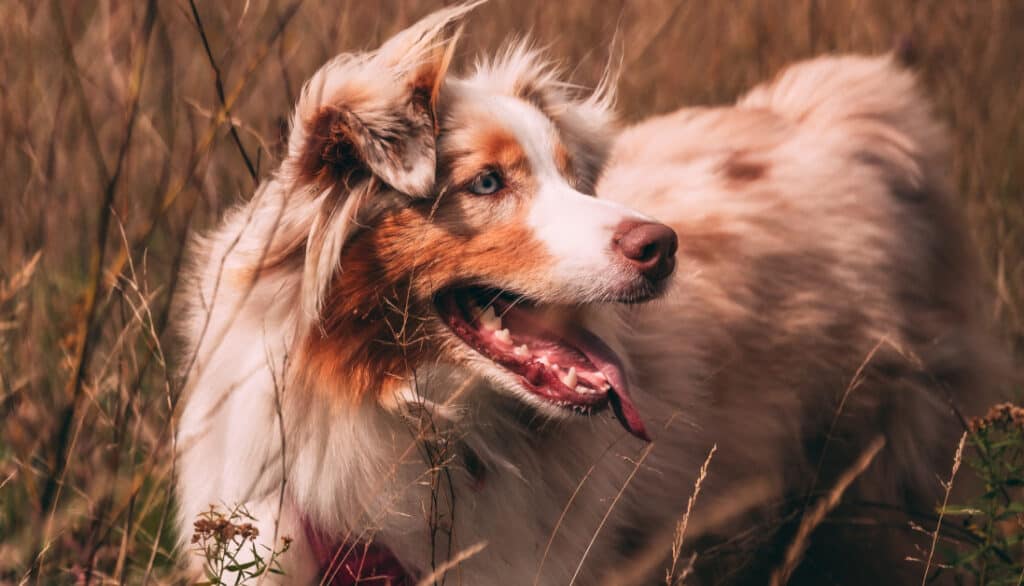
[{"left": 1, "top": 0, "right": 1021, "bottom": 582}]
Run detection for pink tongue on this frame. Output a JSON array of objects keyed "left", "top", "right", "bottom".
[
  {"left": 562, "top": 327, "right": 651, "bottom": 442},
  {"left": 499, "top": 303, "right": 650, "bottom": 442}
]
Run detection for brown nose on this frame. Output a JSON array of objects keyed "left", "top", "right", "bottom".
[{"left": 612, "top": 221, "right": 678, "bottom": 281}]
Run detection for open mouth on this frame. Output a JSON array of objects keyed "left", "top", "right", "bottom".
[{"left": 436, "top": 287, "right": 649, "bottom": 441}]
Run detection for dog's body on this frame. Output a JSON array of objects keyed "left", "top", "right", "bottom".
[{"left": 175, "top": 8, "right": 1002, "bottom": 584}]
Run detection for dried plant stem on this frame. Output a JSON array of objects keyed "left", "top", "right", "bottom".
[
  {"left": 921, "top": 432, "right": 967, "bottom": 585},
  {"left": 188, "top": 0, "right": 257, "bottom": 180},
  {"left": 415, "top": 541, "right": 488, "bottom": 586},
  {"left": 666, "top": 444, "right": 716, "bottom": 585},
  {"left": 103, "top": 0, "right": 306, "bottom": 288},
  {"left": 533, "top": 436, "right": 623, "bottom": 586},
  {"left": 569, "top": 442, "right": 655, "bottom": 586},
  {"left": 770, "top": 436, "right": 886, "bottom": 586},
  {"left": 32, "top": 0, "right": 158, "bottom": 580},
  {"left": 805, "top": 337, "right": 891, "bottom": 507}
]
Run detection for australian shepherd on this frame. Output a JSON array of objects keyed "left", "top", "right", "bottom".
[{"left": 175, "top": 5, "right": 1004, "bottom": 585}]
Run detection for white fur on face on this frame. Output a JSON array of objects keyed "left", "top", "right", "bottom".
[{"left": 483, "top": 96, "right": 651, "bottom": 301}]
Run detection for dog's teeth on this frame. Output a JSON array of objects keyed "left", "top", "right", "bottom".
[
  {"left": 574, "top": 385, "right": 594, "bottom": 395},
  {"left": 514, "top": 344, "right": 530, "bottom": 358},
  {"left": 494, "top": 328, "right": 512, "bottom": 344},
  {"left": 537, "top": 356, "right": 550, "bottom": 367},
  {"left": 480, "top": 306, "right": 501, "bottom": 330},
  {"left": 561, "top": 366, "right": 577, "bottom": 388}
]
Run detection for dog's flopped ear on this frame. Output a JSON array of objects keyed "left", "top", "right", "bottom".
[{"left": 289, "top": 4, "right": 475, "bottom": 198}]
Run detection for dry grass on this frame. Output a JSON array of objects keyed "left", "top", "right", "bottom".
[
  {"left": 1, "top": 0, "right": 1021, "bottom": 583},
  {"left": 769, "top": 436, "right": 887, "bottom": 586},
  {"left": 919, "top": 432, "right": 967, "bottom": 585}
]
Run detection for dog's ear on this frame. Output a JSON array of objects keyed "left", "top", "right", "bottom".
[{"left": 290, "top": 5, "right": 471, "bottom": 197}]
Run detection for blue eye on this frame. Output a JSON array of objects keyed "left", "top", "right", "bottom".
[{"left": 468, "top": 170, "right": 504, "bottom": 195}]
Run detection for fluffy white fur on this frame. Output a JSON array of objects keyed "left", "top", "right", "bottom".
[{"left": 175, "top": 8, "right": 1003, "bottom": 584}]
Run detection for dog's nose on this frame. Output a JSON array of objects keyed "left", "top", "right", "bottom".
[{"left": 612, "top": 221, "right": 678, "bottom": 281}]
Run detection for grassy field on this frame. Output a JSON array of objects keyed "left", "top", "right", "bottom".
[{"left": 1, "top": 0, "right": 1021, "bottom": 583}]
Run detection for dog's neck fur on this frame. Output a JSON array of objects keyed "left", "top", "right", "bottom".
[{"left": 174, "top": 182, "right": 532, "bottom": 527}]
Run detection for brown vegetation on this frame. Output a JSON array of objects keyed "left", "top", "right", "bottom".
[{"left": 1, "top": 0, "right": 1020, "bottom": 583}]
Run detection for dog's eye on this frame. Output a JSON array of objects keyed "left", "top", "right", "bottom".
[{"left": 468, "top": 170, "right": 504, "bottom": 195}]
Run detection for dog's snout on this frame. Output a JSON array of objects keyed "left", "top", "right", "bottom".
[{"left": 613, "top": 221, "right": 678, "bottom": 281}]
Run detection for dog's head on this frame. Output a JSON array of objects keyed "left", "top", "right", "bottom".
[{"left": 273, "top": 5, "right": 676, "bottom": 440}]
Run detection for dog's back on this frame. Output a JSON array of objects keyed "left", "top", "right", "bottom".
[{"left": 597, "top": 55, "right": 1007, "bottom": 583}]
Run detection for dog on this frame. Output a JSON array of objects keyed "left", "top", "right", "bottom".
[{"left": 175, "top": 5, "right": 1004, "bottom": 584}]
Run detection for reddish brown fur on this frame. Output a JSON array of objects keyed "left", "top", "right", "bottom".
[
  {"left": 552, "top": 138, "right": 577, "bottom": 184},
  {"left": 298, "top": 187, "right": 552, "bottom": 404},
  {"left": 721, "top": 150, "right": 769, "bottom": 184},
  {"left": 441, "top": 125, "right": 530, "bottom": 186},
  {"left": 297, "top": 106, "right": 371, "bottom": 188}
]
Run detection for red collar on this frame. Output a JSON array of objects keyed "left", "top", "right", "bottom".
[{"left": 302, "top": 518, "right": 415, "bottom": 585}]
